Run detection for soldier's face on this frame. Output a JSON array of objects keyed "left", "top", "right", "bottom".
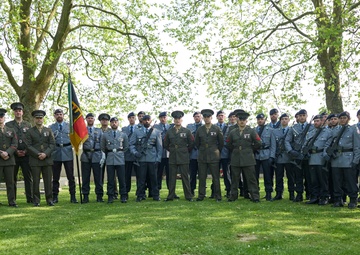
[
  {"left": 256, "top": 118, "right": 265, "bottom": 126},
  {"left": 0, "top": 115, "right": 5, "bottom": 125},
  {"left": 101, "top": 119, "right": 109, "bottom": 127},
  {"left": 330, "top": 117, "right": 338, "bottom": 126},
  {"left": 34, "top": 116, "right": 43, "bottom": 126},
  {"left": 270, "top": 113, "right": 279, "bottom": 122},
  {"left": 143, "top": 119, "right": 151, "bottom": 128},
  {"left": 339, "top": 116, "right": 349, "bottom": 125},
  {"left": 280, "top": 117, "right": 289, "bottom": 126},
  {"left": 298, "top": 114, "right": 307, "bottom": 123},
  {"left": 159, "top": 116, "right": 167, "bottom": 124},
  {"left": 128, "top": 116, "right": 136, "bottom": 125},
  {"left": 86, "top": 116, "right": 95, "bottom": 126},
  {"left": 203, "top": 116, "right": 212, "bottom": 124},
  {"left": 138, "top": 114, "right": 144, "bottom": 122},
  {"left": 54, "top": 113, "right": 64, "bottom": 122},
  {"left": 229, "top": 115, "right": 237, "bottom": 124},
  {"left": 110, "top": 120, "right": 119, "bottom": 129},
  {"left": 14, "top": 109, "right": 23, "bottom": 118},
  {"left": 313, "top": 119, "right": 322, "bottom": 128},
  {"left": 237, "top": 118, "right": 247, "bottom": 128},
  {"left": 217, "top": 114, "right": 225, "bottom": 123},
  {"left": 174, "top": 118, "right": 182, "bottom": 126},
  {"left": 193, "top": 114, "right": 202, "bottom": 123}
]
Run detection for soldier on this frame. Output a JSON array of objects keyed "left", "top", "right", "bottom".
[
  {"left": 226, "top": 110, "right": 262, "bottom": 202},
  {"left": 269, "top": 109, "right": 280, "bottom": 129},
  {"left": 26, "top": 110, "right": 55, "bottom": 206},
  {"left": 154, "top": 112, "right": 170, "bottom": 192},
  {"left": 122, "top": 112, "right": 138, "bottom": 199},
  {"left": 303, "top": 115, "right": 332, "bottom": 205},
  {"left": 98, "top": 113, "right": 112, "bottom": 194},
  {"left": 323, "top": 111, "right": 360, "bottom": 209},
  {"left": 0, "top": 108, "right": 18, "bottom": 207},
  {"left": 285, "top": 109, "right": 314, "bottom": 202},
  {"left": 5, "top": 102, "right": 33, "bottom": 203},
  {"left": 186, "top": 111, "right": 203, "bottom": 196},
  {"left": 216, "top": 110, "right": 231, "bottom": 198},
  {"left": 130, "top": 115, "right": 162, "bottom": 202},
  {"left": 163, "top": 111, "right": 194, "bottom": 201},
  {"left": 254, "top": 113, "right": 276, "bottom": 201},
  {"left": 272, "top": 113, "right": 295, "bottom": 201},
  {"left": 49, "top": 109, "right": 78, "bottom": 203},
  {"left": 80, "top": 113, "right": 104, "bottom": 203},
  {"left": 327, "top": 113, "right": 339, "bottom": 203},
  {"left": 101, "top": 117, "right": 129, "bottom": 203},
  {"left": 195, "top": 109, "right": 224, "bottom": 202},
  {"left": 137, "top": 111, "right": 145, "bottom": 128}
]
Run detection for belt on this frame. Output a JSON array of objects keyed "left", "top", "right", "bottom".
[
  {"left": 310, "top": 149, "right": 324, "bottom": 154},
  {"left": 339, "top": 149, "right": 353, "bottom": 153},
  {"left": 56, "top": 143, "right": 71, "bottom": 147},
  {"left": 106, "top": 148, "right": 124, "bottom": 153},
  {"left": 260, "top": 146, "right": 270, "bottom": 150},
  {"left": 83, "top": 149, "right": 101, "bottom": 152}
]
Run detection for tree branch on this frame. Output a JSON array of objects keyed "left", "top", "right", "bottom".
[
  {"left": 348, "top": 1, "right": 360, "bottom": 12},
  {"left": 0, "top": 53, "right": 20, "bottom": 94}
]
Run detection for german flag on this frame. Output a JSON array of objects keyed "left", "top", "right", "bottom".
[{"left": 68, "top": 76, "right": 88, "bottom": 154}]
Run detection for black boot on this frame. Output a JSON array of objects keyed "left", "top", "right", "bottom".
[
  {"left": 96, "top": 195, "right": 104, "bottom": 202},
  {"left": 293, "top": 193, "right": 303, "bottom": 202},
  {"left": 83, "top": 194, "right": 89, "bottom": 203},
  {"left": 271, "top": 192, "right": 283, "bottom": 201},
  {"left": 289, "top": 192, "right": 294, "bottom": 201},
  {"left": 318, "top": 197, "right": 328, "bottom": 205},
  {"left": 265, "top": 192, "right": 272, "bottom": 201},
  {"left": 53, "top": 194, "right": 58, "bottom": 203},
  {"left": 306, "top": 197, "right": 319, "bottom": 204},
  {"left": 348, "top": 197, "right": 357, "bottom": 209},
  {"left": 70, "top": 194, "right": 78, "bottom": 203},
  {"left": 332, "top": 198, "right": 344, "bottom": 207}
]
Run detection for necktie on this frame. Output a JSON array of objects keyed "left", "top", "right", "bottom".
[
  {"left": 113, "top": 131, "right": 116, "bottom": 138},
  {"left": 130, "top": 126, "right": 133, "bottom": 134},
  {"left": 220, "top": 124, "right": 222, "bottom": 129},
  {"left": 163, "top": 124, "right": 166, "bottom": 132},
  {"left": 59, "top": 124, "right": 62, "bottom": 131},
  {"left": 301, "top": 124, "right": 304, "bottom": 130},
  {"left": 195, "top": 124, "right": 200, "bottom": 132},
  {"left": 89, "top": 127, "right": 92, "bottom": 134},
  {"left": 282, "top": 128, "right": 285, "bottom": 134}
]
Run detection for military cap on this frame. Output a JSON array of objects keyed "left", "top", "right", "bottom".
[
  {"left": 193, "top": 111, "right": 201, "bottom": 117},
  {"left": 338, "top": 111, "right": 350, "bottom": 118},
  {"left": 98, "top": 113, "right": 110, "bottom": 121},
  {"left": 298, "top": 109, "right": 307, "bottom": 115},
  {"left": 295, "top": 112, "right": 299, "bottom": 117},
  {"left": 127, "top": 112, "right": 135, "bottom": 118},
  {"left": 201, "top": 109, "right": 214, "bottom": 117},
  {"left": 357, "top": 109, "right": 360, "bottom": 116},
  {"left": 256, "top": 113, "right": 265, "bottom": 119},
  {"left": 313, "top": 114, "right": 323, "bottom": 120},
  {"left": 0, "top": 108, "right": 7, "bottom": 117},
  {"left": 171, "top": 110, "right": 184, "bottom": 119},
  {"left": 320, "top": 112, "right": 327, "bottom": 116},
  {"left": 137, "top": 111, "right": 146, "bottom": 116},
  {"left": 54, "top": 109, "right": 63, "bottom": 114},
  {"left": 110, "top": 117, "right": 119, "bottom": 122},
  {"left": 269, "top": 108, "right": 278, "bottom": 115},
  {"left": 142, "top": 115, "right": 151, "bottom": 120},
  {"left": 279, "top": 113, "right": 289, "bottom": 120},
  {"left": 233, "top": 109, "right": 245, "bottom": 116},
  {"left": 159, "top": 111, "right": 167, "bottom": 118},
  {"left": 216, "top": 110, "right": 225, "bottom": 116},
  {"left": 10, "top": 102, "right": 24, "bottom": 111},
  {"left": 32, "top": 110, "right": 46, "bottom": 118},
  {"left": 228, "top": 111, "right": 235, "bottom": 118},
  {"left": 86, "top": 113, "right": 95, "bottom": 118},
  {"left": 327, "top": 113, "right": 337, "bottom": 120},
  {"left": 236, "top": 111, "right": 250, "bottom": 120}
]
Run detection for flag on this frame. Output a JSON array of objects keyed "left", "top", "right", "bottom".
[{"left": 68, "top": 75, "right": 88, "bottom": 154}]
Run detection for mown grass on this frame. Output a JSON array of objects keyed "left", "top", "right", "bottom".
[{"left": 1, "top": 179, "right": 359, "bottom": 255}]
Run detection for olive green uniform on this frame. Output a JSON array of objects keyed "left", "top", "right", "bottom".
[
  {"left": 226, "top": 126, "right": 262, "bottom": 201},
  {"left": 195, "top": 124, "right": 224, "bottom": 200},
  {"left": 164, "top": 126, "right": 194, "bottom": 200}
]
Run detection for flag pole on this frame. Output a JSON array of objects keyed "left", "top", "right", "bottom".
[{"left": 68, "top": 64, "right": 83, "bottom": 204}]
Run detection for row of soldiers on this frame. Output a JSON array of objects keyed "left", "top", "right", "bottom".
[{"left": 1, "top": 104, "right": 359, "bottom": 209}]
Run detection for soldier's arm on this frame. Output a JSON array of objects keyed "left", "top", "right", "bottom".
[
  {"left": 163, "top": 132, "right": 170, "bottom": 151},
  {"left": 352, "top": 126, "right": 360, "bottom": 165},
  {"left": 129, "top": 131, "right": 138, "bottom": 155},
  {"left": 218, "top": 128, "right": 224, "bottom": 151},
  {"left": 251, "top": 129, "right": 262, "bottom": 150},
  {"left": 156, "top": 132, "right": 162, "bottom": 162},
  {"left": 284, "top": 128, "right": 294, "bottom": 152},
  {"left": 44, "top": 130, "right": 56, "bottom": 156},
  {"left": 269, "top": 130, "right": 276, "bottom": 158},
  {"left": 5, "top": 129, "right": 18, "bottom": 156},
  {"left": 123, "top": 133, "right": 129, "bottom": 153},
  {"left": 225, "top": 131, "right": 233, "bottom": 151},
  {"left": 25, "top": 131, "right": 39, "bottom": 157}
]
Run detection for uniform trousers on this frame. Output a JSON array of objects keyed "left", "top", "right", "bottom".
[
  {"left": 167, "top": 164, "right": 192, "bottom": 200},
  {"left": 31, "top": 166, "right": 53, "bottom": 204},
  {"left": 52, "top": 160, "right": 76, "bottom": 195},
  {"left": 255, "top": 159, "right": 273, "bottom": 193},
  {"left": 0, "top": 166, "right": 16, "bottom": 205},
  {"left": 137, "top": 162, "right": 159, "bottom": 199},
  {"left": 309, "top": 165, "right": 329, "bottom": 199},
  {"left": 332, "top": 167, "right": 358, "bottom": 199},
  {"left": 106, "top": 165, "right": 126, "bottom": 197},
  {"left": 102, "top": 162, "right": 119, "bottom": 196},
  {"left": 219, "top": 158, "right": 231, "bottom": 192},
  {"left": 198, "top": 162, "right": 221, "bottom": 200},
  {"left": 157, "top": 157, "right": 169, "bottom": 190},
  {"left": 230, "top": 165, "right": 259, "bottom": 200},
  {"left": 125, "top": 161, "right": 138, "bottom": 194},
  {"left": 81, "top": 162, "right": 103, "bottom": 196},
  {"left": 275, "top": 163, "right": 294, "bottom": 193},
  {"left": 290, "top": 159, "right": 310, "bottom": 195},
  {"left": 14, "top": 156, "right": 33, "bottom": 202}
]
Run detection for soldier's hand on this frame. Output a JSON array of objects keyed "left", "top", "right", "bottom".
[
  {"left": 38, "top": 153, "right": 46, "bottom": 160},
  {"left": 135, "top": 152, "right": 142, "bottom": 158},
  {"left": 351, "top": 162, "right": 358, "bottom": 169},
  {"left": 1, "top": 151, "right": 9, "bottom": 158},
  {"left": 323, "top": 154, "right": 331, "bottom": 161},
  {"left": 100, "top": 152, "right": 106, "bottom": 168},
  {"left": 269, "top": 157, "right": 275, "bottom": 166},
  {"left": 17, "top": 150, "right": 26, "bottom": 157},
  {"left": 289, "top": 150, "right": 300, "bottom": 158}
]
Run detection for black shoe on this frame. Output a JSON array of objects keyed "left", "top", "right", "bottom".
[
  {"left": 209, "top": 195, "right": 214, "bottom": 199},
  {"left": 121, "top": 199, "right": 127, "bottom": 203},
  {"left": 83, "top": 195, "right": 89, "bottom": 203},
  {"left": 306, "top": 198, "right": 319, "bottom": 204},
  {"left": 27, "top": 199, "right": 33, "bottom": 204},
  {"left": 153, "top": 197, "right": 161, "bottom": 201},
  {"left": 227, "top": 198, "right": 235, "bottom": 202},
  {"left": 289, "top": 192, "right": 295, "bottom": 201},
  {"left": 9, "top": 203, "right": 18, "bottom": 208},
  {"left": 186, "top": 198, "right": 194, "bottom": 202},
  {"left": 164, "top": 198, "right": 173, "bottom": 202},
  {"left": 97, "top": 196, "right": 104, "bottom": 203},
  {"left": 333, "top": 201, "right": 344, "bottom": 207},
  {"left": 271, "top": 194, "right": 283, "bottom": 201},
  {"left": 318, "top": 198, "right": 328, "bottom": 205},
  {"left": 53, "top": 194, "right": 58, "bottom": 203},
  {"left": 293, "top": 193, "right": 303, "bottom": 202},
  {"left": 244, "top": 193, "right": 251, "bottom": 199},
  {"left": 196, "top": 198, "right": 204, "bottom": 201},
  {"left": 70, "top": 195, "right": 78, "bottom": 203},
  {"left": 265, "top": 192, "right": 272, "bottom": 201},
  {"left": 114, "top": 194, "right": 119, "bottom": 200},
  {"left": 216, "top": 199, "right": 222, "bottom": 202},
  {"left": 252, "top": 199, "right": 260, "bottom": 203},
  {"left": 108, "top": 197, "right": 114, "bottom": 204},
  {"left": 174, "top": 194, "right": 180, "bottom": 199},
  {"left": 348, "top": 203, "right": 357, "bottom": 209},
  {"left": 48, "top": 201, "right": 55, "bottom": 206},
  {"left": 34, "top": 203, "right": 40, "bottom": 207}
]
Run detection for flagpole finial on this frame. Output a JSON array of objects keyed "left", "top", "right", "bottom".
[{"left": 67, "top": 61, "right": 71, "bottom": 75}]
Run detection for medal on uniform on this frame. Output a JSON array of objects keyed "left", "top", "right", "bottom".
[
  {"left": 210, "top": 132, "right": 216, "bottom": 136},
  {"left": 244, "top": 134, "right": 250, "bottom": 138},
  {"left": 3, "top": 144, "right": 7, "bottom": 149},
  {"left": 44, "top": 132, "right": 48, "bottom": 137},
  {"left": 180, "top": 133, "right": 186, "bottom": 137},
  {"left": 19, "top": 139, "right": 23, "bottom": 143}
]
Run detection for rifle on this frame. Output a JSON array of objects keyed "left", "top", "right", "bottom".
[
  {"left": 275, "top": 127, "right": 290, "bottom": 158},
  {"left": 255, "top": 117, "right": 268, "bottom": 154},
  {"left": 325, "top": 124, "right": 347, "bottom": 159},
  {"left": 134, "top": 121, "right": 157, "bottom": 166},
  {"left": 301, "top": 123, "right": 326, "bottom": 157}
]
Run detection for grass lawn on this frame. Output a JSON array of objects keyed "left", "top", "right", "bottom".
[{"left": 1, "top": 179, "right": 359, "bottom": 255}]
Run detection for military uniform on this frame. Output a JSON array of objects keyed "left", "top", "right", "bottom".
[
  {"left": 81, "top": 125, "right": 104, "bottom": 202},
  {"left": 0, "top": 113, "right": 18, "bottom": 206},
  {"left": 101, "top": 126, "right": 129, "bottom": 203},
  {"left": 6, "top": 118, "right": 33, "bottom": 202},
  {"left": 195, "top": 123, "right": 224, "bottom": 200},
  {"left": 154, "top": 120, "right": 170, "bottom": 190},
  {"left": 164, "top": 113, "right": 194, "bottom": 200},
  {"left": 129, "top": 119, "right": 162, "bottom": 201}
]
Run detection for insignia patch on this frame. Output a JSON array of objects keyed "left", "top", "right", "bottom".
[
  {"left": 6, "top": 131, "right": 12, "bottom": 136},
  {"left": 44, "top": 132, "right": 48, "bottom": 137},
  {"left": 244, "top": 134, "right": 250, "bottom": 139},
  {"left": 210, "top": 132, "right": 217, "bottom": 136},
  {"left": 180, "top": 133, "right": 186, "bottom": 137},
  {"left": 255, "top": 134, "right": 261, "bottom": 141},
  {"left": 23, "top": 127, "right": 29, "bottom": 132}
]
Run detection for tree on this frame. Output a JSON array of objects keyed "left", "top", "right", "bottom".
[
  {"left": 0, "top": 0, "right": 191, "bottom": 121},
  {"left": 164, "top": 0, "right": 360, "bottom": 113}
]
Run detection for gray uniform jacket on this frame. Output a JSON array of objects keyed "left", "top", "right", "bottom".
[
  {"left": 186, "top": 122, "right": 203, "bottom": 159},
  {"left": 49, "top": 122, "right": 73, "bottom": 161},
  {"left": 216, "top": 122, "right": 229, "bottom": 159},
  {"left": 101, "top": 129, "right": 129, "bottom": 166},
  {"left": 154, "top": 123, "right": 170, "bottom": 158},
  {"left": 81, "top": 127, "right": 102, "bottom": 163},
  {"left": 121, "top": 125, "right": 136, "bottom": 161},
  {"left": 129, "top": 127, "right": 162, "bottom": 163},
  {"left": 255, "top": 125, "right": 276, "bottom": 160},
  {"left": 304, "top": 127, "right": 332, "bottom": 166},
  {"left": 285, "top": 122, "right": 314, "bottom": 159},
  {"left": 273, "top": 127, "right": 291, "bottom": 164},
  {"left": 324, "top": 125, "right": 360, "bottom": 168}
]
